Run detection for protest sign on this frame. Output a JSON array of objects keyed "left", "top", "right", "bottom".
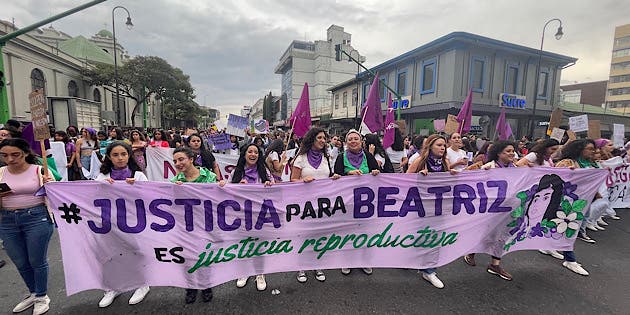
[
  {"left": 46, "top": 168, "right": 605, "bottom": 295},
  {"left": 28, "top": 89, "right": 49, "bottom": 141},
  {"left": 568, "top": 115, "right": 588, "bottom": 132},
  {"left": 445, "top": 114, "right": 459, "bottom": 134},
  {"left": 566, "top": 130, "right": 577, "bottom": 141},
  {"left": 587, "top": 120, "right": 601, "bottom": 139},
  {"left": 546, "top": 108, "right": 563, "bottom": 136},
  {"left": 433, "top": 119, "right": 445, "bottom": 132},
  {"left": 226, "top": 114, "right": 248, "bottom": 137},
  {"left": 602, "top": 158, "right": 630, "bottom": 208},
  {"left": 613, "top": 124, "right": 625, "bottom": 147},
  {"left": 254, "top": 119, "right": 269, "bottom": 134},
  {"left": 209, "top": 133, "right": 232, "bottom": 151},
  {"left": 550, "top": 128, "right": 566, "bottom": 142}
]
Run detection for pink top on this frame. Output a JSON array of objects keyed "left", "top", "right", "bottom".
[
  {"left": 151, "top": 140, "right": 170, "bottom": 148},
  {"left": 2, "top": 165, "right": 45, "bottom": 209}
]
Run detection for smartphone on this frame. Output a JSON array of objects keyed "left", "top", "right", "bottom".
[{"left": 0, "top": 183, "right": 11, "bottom": 193}]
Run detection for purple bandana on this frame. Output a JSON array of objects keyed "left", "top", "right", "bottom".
[
  {"left": 194, "top": 154, "right": 202, "bottom": 166},
  {"left": 426, "top": 152, "right": 444, "bottom": 172},
  {"left": 495, "top": 160, "right": 515, "bottom": 168},
  {"left": 346, "top": 149, "right": 364, "bottom": 169},
  {"left": 243, "top": 165, "right": 259, "bottom": 183},
  {"left": 110, "top": 166, "right": 132, "bottom": 180},
  {"left": 307, "top": 149, "right": 323, "bottom": 169}
]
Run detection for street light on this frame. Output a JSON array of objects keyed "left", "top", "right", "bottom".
[
  {"left": 348, "top": 49, "right": 361, "bottom": 130},
  {"left": 529, "top": 18, "right": 563, "bottom": 139},
  {"left": 112, "top": 6, "right": 133, "bottom": 127}
]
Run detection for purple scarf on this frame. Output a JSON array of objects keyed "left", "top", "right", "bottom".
[
  {"left": 307, "top": 149, "right": 323, "bottom": 169},
  {"left": 110, "top": 166, "right": 132, "bottom": 180},
  {"left": 495, "top": 160, "right": 515, "bottom": 168},
  {"left": 426, "top": 152, "right": 444, "bottom": 172},
  {"left": 346, "top": 149, "right": 364, "bottom": 169},
  {"left": 243, "top": 165, "right": 259, "bottom": 183},
  {"left": 194, "top": 154, "right": 203, "bottom": 166}
]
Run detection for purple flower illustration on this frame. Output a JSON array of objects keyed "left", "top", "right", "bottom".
[
  {"left": 562, "top": 181, "right": 579, "bottom": 201},
  {"left": 509, "top": 217, "right": 524, "bottom": 235},
  {"left": 529, "top": 223, "right": 545, "bottom": 238}
]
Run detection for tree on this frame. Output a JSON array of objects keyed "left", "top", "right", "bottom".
[{"left": 82, "top": 56, "right": 195, "bottom": 126}]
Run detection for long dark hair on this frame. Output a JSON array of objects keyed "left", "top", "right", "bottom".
[
  {"left": 186, "top": 133, "right": 216, "bottom": 170},
  {"left": 529, "top": 139, "right": 560, "bottom": 165},
  {"left": 265, "top": 139, "right": 284, "bottom": 160},
  {"left": 130, "top": 129, "right": 146, "bottom": 142},
  {"left": 153, "top": 129, "right": 168, "bottom": 141},
  {"left": 391, "top": 128, "right": 404, "bottom": 151},
  {"left": 100, "top": 141, "right": 142, "bottom": 175},
  {"left": 297, "top": 127, "right": 329, "bottom": 158},
  {"left": 111, "top": 127, "right": 125, "bottom": 140},
  {"left": 487, "top": 140, "right": 515, "bottom": 163},
  {"left": 231, "top": 143, "right": 269, "bottom": 183},
  {"left": 364, "top": 133, "right": 387, "bottom": 159},
  {"left": 54, "top": 130, "right": 71, "bottom": 144},
  {"left": 560, "top": 139, "right": 595, "bottom": 161},
  {"left": 0, "top": 138, "right": 39, "bottom": 164},
  {"left": 533, "top": 174, "right": 565, "bottom": 222}
]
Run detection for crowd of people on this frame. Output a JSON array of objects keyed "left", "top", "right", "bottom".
[{"left": 0, "top": 118, "right": 625, "bottom": 314}]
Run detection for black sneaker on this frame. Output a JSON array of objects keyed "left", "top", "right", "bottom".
[
  {"left": 201, "top": 288, "right": 213, "bottom": 303},
  {"left": 185, "top": 289, "right": 198, "bottom": 304},
  {"left": 0, "top": 260, "right": 5, "bottom": 268},
  {"left": 577, "top": 231, "right": 596, "bottom": 244}
]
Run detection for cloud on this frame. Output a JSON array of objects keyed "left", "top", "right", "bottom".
[{"left": 2, "top": 0, "right": 626, "bottom": 116}]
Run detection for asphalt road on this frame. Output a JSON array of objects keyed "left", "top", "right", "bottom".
[{"left": 1, "top": 212, "right": 629, "bottom": 315}]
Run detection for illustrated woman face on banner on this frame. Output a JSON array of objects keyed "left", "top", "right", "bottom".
[{"left": 527, "top": 174, "right": 565, "bottom": 226}]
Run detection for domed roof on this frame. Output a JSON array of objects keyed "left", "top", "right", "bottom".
[{"left": 96, "top": 29, "right": 113, "bottom": 38}]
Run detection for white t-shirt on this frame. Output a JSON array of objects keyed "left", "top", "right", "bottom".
[
  {"left": 328, "top": 146, "right": 339, "bottom": 163},
  {"left": 374, "top": 154, "right": 386, "bottom": 167},
  {"left": 292, "top": 153, "right": 331, "bottom": 180},
  {"left": 269, "top": 151, "right": 280, "bottom": 162},
  {"left": 523, "top": 152, "right": 554, "bottom": 167},
  {"left": 447, "top": 147, "right": 467, "bottom": 171},
  {"left": 408, "top": 152, "right": 421, "bottom": 165},
  {"left": 386, "top": 148, "right": 405, "bottom": 164},
  {"left": 95, "top": 171, "right": 148, "bottom": 182}
]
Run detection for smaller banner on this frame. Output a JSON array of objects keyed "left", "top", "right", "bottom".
[
  {"left": 209, "top": 133, "right": 232, "bottom": 151},
  {"left": 613, "top": 124, "right": 625, "bottom": 148},
  {"left": 603, "top": 158, "right": 630, "bottom": 208},
  {"left": 226, "top": 114, "right": 248, "bottom": 137},
  {"left": 569, "top": 115, "right": 588, "bottom": 132},
  {"left": 253, "top": 119, "right": 269, "bottom": 134}
]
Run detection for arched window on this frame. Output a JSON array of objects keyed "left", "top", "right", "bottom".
[
  {"left": 30, "top": 69, "right": 45, "bottom": 93},
  {"left": 68, "top": 80, "right": 78, "bottom": 97},
  {"left": 93, "top": 88, "right": 101, "bottom": 102}
]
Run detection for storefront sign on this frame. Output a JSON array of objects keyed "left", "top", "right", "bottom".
[
  {"left": 392, "top": 96, "right": 411, "bottom": 110},
  {"left": 499, "top": 93, "right": 526, "bottom": 109}
]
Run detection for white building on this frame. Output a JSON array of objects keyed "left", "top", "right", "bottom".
[
  {"left": 274, "top": 25, "right": 364, "bottom": 120},
  {"left": 0, "top": 21, "right": 160, "bottom": 129}
]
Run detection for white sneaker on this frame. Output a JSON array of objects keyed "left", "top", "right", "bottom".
[
  {"left": 32, "top": 295, "right": 50, "bottom": 315},
  {"left": 421, "top": 272, "right": 445, "bottom": 289},
  {"left": 98, "top": 290, "right": 121, "bottom": 308},
  {"left": 563, "top": 261, "right": 589, "bottom": 276},
  {"left": 128, "top": 286, "right": 150, "bottom": 305},
  {"left": 585, "top": 223, "right": 599, "bottom": 232},
  {"left": 362, "top": 267, "right": 373, "bottom": 275},
  {"left": 315, "top": 270, "right": 326, "bottom": 282},
  {"left": 255, "top": 275, "right": 267, "bottom": 291},
  {"left": 236, "top": 277, "right": 249, "bottom": 288},
  {"left": 12, "top": 294, "right": 36, "bottom": 313},
  {"left": 341, "top": 268, "right": 351, "bottom": 275},
  {"left": 609, "top": 215, "right": 621, "bottom": 220},
  {"left": 538, "top": 249, "right": 564, "bottom": 260},
  {"left": 297, "top": 270, "right": 307, "bottom": 283},
  {"left": 597, "top": 218, "right": 609, "bottom": 226}
]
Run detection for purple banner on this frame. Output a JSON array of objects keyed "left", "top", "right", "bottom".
[
  {"left": 209, "top": 133, "right": 232, "bottom": 151},
  {"left": 44, "top": 168, "right": 606, "bottom": 295}
]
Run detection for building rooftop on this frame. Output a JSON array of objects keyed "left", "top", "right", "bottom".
[{"left": 58, "top": 35, "right": 115, "bottom": 65}]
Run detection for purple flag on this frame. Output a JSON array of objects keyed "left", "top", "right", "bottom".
[
  {"left": 22, "top": 123, "right": 50, "bottom": 156},
  {"left": 360, "top": 74, "right": 384, "bottom": 134},
  {"left": 496, "top": 108, "right": 512, "bottom": 140},
  {"left": 290, "top": 83, "right": 312, "bottom": 138},
  {"left": 382, "top": 93, "right": 396, "bottom": 149},
  {"left": 456, "top": 89, "right": 473, "bottom": 134}
]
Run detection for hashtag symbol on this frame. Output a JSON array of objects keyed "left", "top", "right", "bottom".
[{"left": 58, "top": 203, "right": 83, "bottom": 224}]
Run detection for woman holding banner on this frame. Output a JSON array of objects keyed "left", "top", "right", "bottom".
[
  {"left": 365, "top": 134, "right": 394, "bottom": 173},
  {"left": 446, "top": 133, "right": 469, "bottom": 172},
  {"left": 94, "top": 141, "right": 151, "bottom": 308},
  {"left": 149, "top": 130, "right": 170, "bottom": 148},
  {"left": 406, "top": 134, "right": 452, "bottom": 289},
  {"left": 171, "top": 147, "right": 224, "bottom": 303},
  {"left": 0, "top": 138, "right": 55, "bottom": 315},
  {"left": 464, "top": 141, "right": 519, "bottom": 281},
  {"left": 129, "top": 130, "right": 148, "bottom": 172},
  {"left": 231, "top": 143, "right": 273, "bottom": 291},
  {"left": 185, "top": 133, "right": 222, "bottom": 180},
  {"left": 290, "top": 127, "right": 341, "bottom": 283},
  {"left": 334, "top": 129, "right": 380, "bottom": 277}
]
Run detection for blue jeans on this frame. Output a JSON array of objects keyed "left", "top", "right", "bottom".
[
  {"left": 0, "top": 205, "right": 54, "bottom": 296},
  {"left": 563, "top": 251, "right": 576, "bottom": 263},
  {"left": 420, "top": 268, "right": 436, "bottom": 274},
  {"left": 80, "top": 155, "right": 91, "bottom": 174}
]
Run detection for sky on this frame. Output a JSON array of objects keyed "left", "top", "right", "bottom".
[{"left": 3, "top": 0, "right": 628, "bottom": 119}]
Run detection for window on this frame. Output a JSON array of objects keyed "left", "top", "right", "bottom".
[
  {"left": 352, "top": 88, "right": 358, "bottom": 108},
  {"left": 379, "top": 77, "right": 387, "bottom": 101},
  {"left": 362, "top": 83, "right": 370, "bottom": 103},
  {"left": 343, "top": 91, "right": 348, "bottom": 108},
  {"left": 611, "top": 75, "right": 630, "bottom": 83},
  {"left": 615, "top": 35, "right": 630, "bottom": 47},
  {"left": 537, "top": 70, "right": 549, "bottom": 99},
  {"left": 68, "top": 80, "right": 79, "bottom": 97},
  {"left": 612, "top": 48, "right": 630, "bottom": 58},
  {"left": 420, "top": 58, "right": 436, "bottom": 94},
  {"left": 504, "top": 64, "right": 519, "bottom": 94},
  {"left": 396, "top": 71, "right": 407, "bottom": 96},
  {"left": 30, "top": 68, "right": 45, "bottom": 93},
  {"left": 612, "top": 61, "right": 630, "bottom": 71},
  {"left": 334, "top": 94, "right": 339, "bottom": 109},
  {"left": 608, "top": 101, "right": 630, "bottom": 109},
  {"left": 470, "top": 56, "right": 485, "bottom": 92},
  {"left": 609, "top": 87, "right": 630, "bottom": 96},
  {"left": 93, "top": 89, "right": 101, "bottom": 102},
  {"left": 562, "top": 90, "right": 581, "bottom": 103}
]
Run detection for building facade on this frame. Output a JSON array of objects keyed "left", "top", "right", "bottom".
[
  {"left": 275, "top": 25, "right": 365, "bottom": 121},
  {"left": 330, "top": 32, "right": 577, "bottom": 139},
  {"left": 560, "top": 80, "right": 607, "bottom": 107},
  {"left": 606, "top": 24, "right": 630, "bottom": 111}
]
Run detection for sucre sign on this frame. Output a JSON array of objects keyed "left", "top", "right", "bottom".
[{"left": 499, "top": 93, "right": 526, "bottom": 109}]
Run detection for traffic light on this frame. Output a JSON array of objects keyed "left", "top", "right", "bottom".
[{"left": 335, "top": 44, "right": 342, "bottom": 62}]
